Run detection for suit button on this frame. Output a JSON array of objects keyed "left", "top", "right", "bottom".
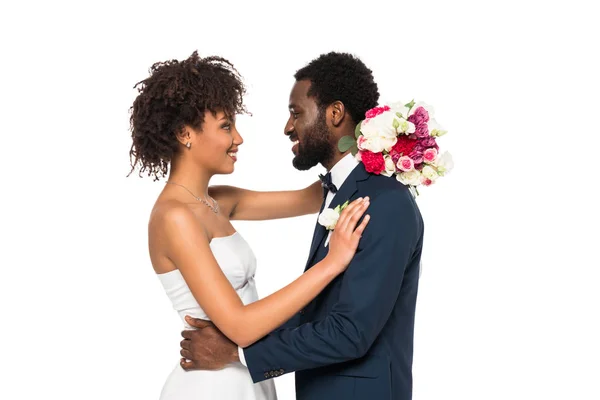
[
  {"left": 264, "top": 372, "right": 269, "bottom": 378},
  {"left": 279, "top": 368, "right": 284, "bottom": 374},
  {"left": 299, "top": 310, "right": 305, "bottom": 315},
  {"left": 269, "top": 371, "right": 275, "bottom": 377}
]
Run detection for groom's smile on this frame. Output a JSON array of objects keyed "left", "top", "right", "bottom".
[
  {"left": 284, "top": 80, "right": 334, "bottom": 171},
  {"left": 289, "top": 133, "right": 300, "bottom": 154}
]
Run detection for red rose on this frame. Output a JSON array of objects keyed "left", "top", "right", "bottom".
[{"left": 360, "top": 150, "right": 386, "bottom": 174}]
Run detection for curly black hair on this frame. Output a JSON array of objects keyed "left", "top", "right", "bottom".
[
  {"left": 294, "top": 52, "right": 379, "bottom": 124},
  {"left": 128, "top": 51, "right": 248, "bottom": 180}
]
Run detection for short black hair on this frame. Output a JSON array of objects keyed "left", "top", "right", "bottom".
[
  {"left": 128, "top": 51, "right": 248, "bottom": 180},
  {"left": 294, "top": 52, "right": 379, "bottom": 123}
]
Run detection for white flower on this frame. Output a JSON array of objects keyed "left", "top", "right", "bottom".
[
  {"left": 388, "top": 100, "right": 434, "bottom": 119},
  {"left": 318, "top": 200, "right": 350, "bottom": 230},
  {"left": 318, "top": 208, "right": 340, "bottom": 230},
  {"left": 428, "top": 118, "right": 447, "bottom": 137},
  {"left": 433, "top": 151, "right": 454, "bottom": 175},
  {"left": 358, "top": 135, "right": 397, "bottom": 153},
  {"left": 421, "top": 165, "right": 440, "bottom": 181},
  {"left": 357, "top": 133, "right": 395, "bottom": 155},
  {"left": 388, "top": 102, "right": 411, "bottom": 119},
  {"left": 369, "top": 104, "right": 416, "bottom": 134},
  {"left": 397, "top": 118, "right": 416, "bottom": 134},
  {"left": 381, "top": 155, "right": 396, "bottom": 177},
  {"left": 361, "top": 112, "right": 397, "bottom": 139},
  {"left": 397, "top": 169, "right": 422, "bottom": 186},
  {"left": 359, "top": 111, "right": 398, "bottom": 153}
]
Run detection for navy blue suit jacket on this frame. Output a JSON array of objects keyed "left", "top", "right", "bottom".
[{"left": 244, "top": 163, "right": 424, "bottom": 400}]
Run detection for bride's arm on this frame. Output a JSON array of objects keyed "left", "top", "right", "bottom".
[
  {"left": 208, "top": 181, "right": 322, "bottom": 221},
  {"left": 160, "top": 200, "right": 369, "bottom": 348}
]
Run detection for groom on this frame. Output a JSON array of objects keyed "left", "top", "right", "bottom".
[{"left": 179, "top": 52, "right": 424, "bottom": 400}]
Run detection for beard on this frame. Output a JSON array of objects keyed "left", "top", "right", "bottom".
[{"left": 292, "top": 111, "right": 334, "bottom": 171}]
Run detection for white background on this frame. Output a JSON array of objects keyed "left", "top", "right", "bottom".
[{"left": 1, "top": 0, "right": 599, "bottom": 399}]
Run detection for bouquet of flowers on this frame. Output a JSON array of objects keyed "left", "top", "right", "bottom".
[{"left": 338, "top": 100, "right": 453, "bottom": 196}]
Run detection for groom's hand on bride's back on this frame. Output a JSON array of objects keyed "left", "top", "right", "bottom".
[{"left": 179, "top": 316, "right": 240, "bottom": 371}]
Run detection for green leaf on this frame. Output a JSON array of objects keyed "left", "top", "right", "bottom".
[
  {"left": 354, "top": 121, "right": 363, "bottom": 139},
  {"left": 350, "top": 143, "right": 358, "bottom": 156},
  {"left": 338, "top": 136, "right": 356, "bottom": 152},
  {"left": 405, "top": 99, "right": 415, "bottom": 110}
]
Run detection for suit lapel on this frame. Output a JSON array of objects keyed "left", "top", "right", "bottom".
[
  {"left": 304, "top": 163, "right": 370, "bottom": 271},
  {"left": 305, "top": 195, "right": 328, "bottom": 270}
]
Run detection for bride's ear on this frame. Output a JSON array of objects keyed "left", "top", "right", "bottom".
[
  {"left": 176, "top": 126, "right": 193, "bottom": 148},
  {"left": 329, "top": 101, "right": 345, "bottom": 127}
]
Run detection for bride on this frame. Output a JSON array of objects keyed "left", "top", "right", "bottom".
[{"left": 128, "top": 51, "right": 371, "bottom": 399}]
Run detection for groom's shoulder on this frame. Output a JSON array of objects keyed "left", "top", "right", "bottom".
[
  {"left": 363, "top": 173, "right": 410, "bottom": 199},
  {"left": 361, "top": 175, "right": 420, "bottom": 220}
]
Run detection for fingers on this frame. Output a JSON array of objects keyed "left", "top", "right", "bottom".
[
  {"left": 337, "top": 197, "right": 369, "bottom": 233},
  {"left": 185, "top": 315, "right": 213, "bottom": 329},
  {"left": 180, "top": 339, "right": 190, "bottom": 351},
  {"left": 335, "top": 197, "right": 363, "bottom": 232},
  {"left": 181, "top": 330, "right": 193, "bottom": 340},
  {"left": 352, "top": 214, "right": 371, "bottom": 241},
  {"left": 347, "top": 199, "right": 370, "bottom": 231},
  {"left": 180, "top": 348, "right": 193, "bottom": 360},
  {"left": 180, "top": 358, "right": 195, "bottom": 370}
]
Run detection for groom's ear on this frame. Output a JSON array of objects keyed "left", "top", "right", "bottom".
[{"left": 329, "top": 101, "right": 346, "bottom": 127}]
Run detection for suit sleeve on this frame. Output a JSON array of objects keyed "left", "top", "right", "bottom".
[{"left": 242, "top": 190, "right": 422, "bottom": 382}]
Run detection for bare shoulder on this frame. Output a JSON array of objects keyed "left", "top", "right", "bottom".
[
  {"left": 148, "top": 199, "right": 212, "bottom": 274},
  {"left": 149, "top": 199, "right": 207, "bottom": 238}
]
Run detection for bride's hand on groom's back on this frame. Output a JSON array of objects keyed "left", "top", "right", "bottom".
[{"left": 326, "top": 197, "right": 370, "bottom": 272}]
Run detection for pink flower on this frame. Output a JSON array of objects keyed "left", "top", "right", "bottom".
[
  {"left": 397, "top": 156, "right": 415, "bottom": 172},
  {"left": 357, "top": 135, "right": 367, "bottom": 150},
  {"left": 365, "top": 105, "right": 391, "bottom": 119},
  {"left": 414, "top": 123, "right": 430, "bottom": 138},
  {"left": 413, "top": 143, "right": 426, "bottom": 153},
  {"left": 419, "top": 136, "right": 439, "bottom": 150},
  {"left": 421, "top": 177, "right": 433, "bottom": 186},
  {"left": 409, "top": 149, "right": 424, "bottom": 164},
  {"left": 423, "top": 148, "right": 438, "bottom": 163},
  {"left": 407, "top": 106, "right": 430, "bottom": 126}
]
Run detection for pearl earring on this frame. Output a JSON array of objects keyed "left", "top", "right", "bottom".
[{"left": 186, "top": 142, "right": 191, "bottom": 148}]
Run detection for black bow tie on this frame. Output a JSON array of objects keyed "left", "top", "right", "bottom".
[{"left": 319, "top": 172, "right": 338, "bottom": 194}]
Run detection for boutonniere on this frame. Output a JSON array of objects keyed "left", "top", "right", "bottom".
[{"left": 318, "top": 200, "right": 350, "bottom": 231}]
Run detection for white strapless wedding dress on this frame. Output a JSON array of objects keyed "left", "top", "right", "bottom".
[{"left": 157, "top": 232, "right": 277, "bottom": 400}]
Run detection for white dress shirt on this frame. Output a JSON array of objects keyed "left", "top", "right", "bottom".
[
  {"left": 323, "top": 153, "right": 360, "bottom": 210},
  {"left": 238, "top": 153, "right": 359, "bottom": 367}
]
